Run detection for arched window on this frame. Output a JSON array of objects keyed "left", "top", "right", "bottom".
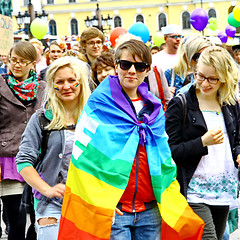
[
  {"left": 136, "top": 14, "right": 144, "bottom": 23},
  {"left": 49, "top": 20, "right": 57, "bottom": 36},
  {"left": 114, "top": 16, "right": 122, "bottom": 28},
  {"left": 47, "top": 0, "right": 54, "bottom": 4},
  {"left": 182, "top": 11, "right": 191, "bottom": 29},
  {"left": 158, "top": 13, "right": 166, "bottom": 31},
  {"left": 71, "top": 18, "right": 78, "bottom": 35},
  {"left": 208, "top": 9, "right": 216, "bottom": 18}
]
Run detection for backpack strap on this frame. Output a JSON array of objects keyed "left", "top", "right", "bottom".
[
  {"left": 176, "top": 93, "right": 187, "bottom": 132},
  {"left": 35, "top": 109, "right": 51, "bottom": 167}
]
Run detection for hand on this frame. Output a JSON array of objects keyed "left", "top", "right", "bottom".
[
  {"left": 201, "top": 128, "right": 224, "bottom": 147},
  {"left": 115, "top": 207, "right": 123, "bottom": 216},
  {"left": 168, "top": 87, "right": 176, "bottom": 95},
  {"left": 44, "top": 183, "right": 66, "bottom": 200},
  {"left": 236, "top": 154, "right": 240, "bottom": 166}
]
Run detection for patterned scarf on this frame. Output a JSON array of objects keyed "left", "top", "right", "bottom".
[{"left": 6, "top": 69, "right": 39, "bottom": 101}]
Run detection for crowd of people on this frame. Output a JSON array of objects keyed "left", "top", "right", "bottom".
[{"left": 0, "top": 25, "right": 238, "bottom": 240}]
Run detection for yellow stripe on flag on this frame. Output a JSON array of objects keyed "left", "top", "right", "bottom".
[{"left": 67, "top": 162, "right": 124, "bottom": 209}]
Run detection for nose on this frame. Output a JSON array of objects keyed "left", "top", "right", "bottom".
[
  {"left": 62, "top": 81, "right": 71, "bottom": 89},
  {"left": 201, "top": 78, "right": 210, "bottom": 86},
  {"left": 128, "top": 64, "right": 137, "bottom": 73},
  {"left": 101, "top": 69, "right": 107, "bottom": 78}
]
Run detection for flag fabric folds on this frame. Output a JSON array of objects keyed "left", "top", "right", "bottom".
[{"left": 58, "top": 75, "right": 204, "bottom": 240}]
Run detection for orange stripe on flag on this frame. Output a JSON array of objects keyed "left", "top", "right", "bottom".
[
  {"left": 58, "top": 218, "right": 108, "bottom": 240},
  {"left": 59, "top": 186, "right": 113, "bottom": 240},
  {"left": 161, "top": 205, "right": 204, "bottom": 240}
]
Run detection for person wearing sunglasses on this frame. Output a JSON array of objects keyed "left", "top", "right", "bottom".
[
  {"left": 164, "top": 35, "right": 214, "bottom": 96},
  {"left": 58, "top": 39, "right": 201, "bottom": 240},
  {"left": 152, "top": 24, "right": 182, "bottom": 72},
  {"left": 166, "top": 46, "right": 240, "bottom": 239},
  {"left": 0, "top": 41, "right": 45, "bottom": 240}
]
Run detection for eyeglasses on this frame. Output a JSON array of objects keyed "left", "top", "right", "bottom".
[
  {"left": 9, "top": 58, "right": 32, "bottom": 67},
  {"left": 195, "top": 72, "right": 219, "bottom": 85},
  {"left": 86, "top": 40, "right": 102, "bottom": 47},
  {"left": 116, "top": 60, "right": 149, "bottom": 72},
  {"left": 192, "top": 53, "right": 201, "bottom": 62},
  {"left": 167, "top": 35, "right": 183, "bottom": 39}
]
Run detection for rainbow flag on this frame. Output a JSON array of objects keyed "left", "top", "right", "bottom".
[{"left": 58, "top": 76, "right": 204, "bottom": 240}]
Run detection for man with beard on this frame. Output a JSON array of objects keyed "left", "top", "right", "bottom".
[{"left": 152, "top": 24, "right": 182, "bottom": 72}]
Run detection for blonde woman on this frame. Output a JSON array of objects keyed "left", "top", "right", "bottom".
[
  {"left": 16, "top": 56, "right": 91, "bottom": 240},
  {"left": 166, "top": 46, "right": 240, "bottom": 239},
  {"left": 165, "top": 35, "right": 213, "bottom": 95}
]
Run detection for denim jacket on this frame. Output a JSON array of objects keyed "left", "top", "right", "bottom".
[{"left": 16, "top": 110, "right": 66, "bottom": 213}]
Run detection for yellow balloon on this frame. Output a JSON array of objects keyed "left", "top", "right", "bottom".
[{"left": 233, "top": 5, "right": 240, "bottom": 22}]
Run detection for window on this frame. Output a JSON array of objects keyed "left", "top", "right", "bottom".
[
  {"left": 71, "top": 19, "right": 78, "bottom": 35},
  {"left": 114, "top": 16, "right": 122, "bottom": 28},
  {"left": 47, "top": 0, "right": 54, "bottom": 4},
  {"left": 136, "top": 14, "right": 144, "bottom": 23},
  {"left": 182, "top": 11, "right": 191, "bottom": 29},
  {"left": 208, "top": 9, "right": 216, "bottom": 18},
  {"left": 69, "top": 0, "right": 76, "bottom": 2},
  {"left": 158, "top": 13, "right": 166, "bottom": 31},
  {"left": 24, "top": 0, "right": 28, "bottom": 6},
  {"left": 49, "top": 20, "right": 57, "bottom": 35}
]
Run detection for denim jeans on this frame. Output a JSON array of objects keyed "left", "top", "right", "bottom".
[
  {"left": 111, "top": 206, "right": 161, "bottom": 240},
  {"left": 35, "top": 203, "right": 61, "bottom": 240},
  {"left": 189, "top": 203, "right": 229, "bottom": 240}
]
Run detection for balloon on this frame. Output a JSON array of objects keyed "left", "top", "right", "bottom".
[
  {"left": 128, "top": 22, "right": 150, "bottom": 43},
  {"left": 228, "top": 12, "right": 240, "bottom": 28},
  {"left": 233, "top": 5, "right": 240, "bottom": 22},
  {"left": 109, "top": 27, "right": 127, "bottom": 47},
  {"left": 217, "top": 31, "right": 228, "bottom": 43},
  {"left": 30, "top": 18, "right": 48, "bottom": 40},
  {"left": 190, "top": 8, "right": 208, "bottom": 31},
  {"left": 208, "top": 18, "right": 218, "bottom": 31},
  {"left": 225, "top": 24, "right": 236, "bottom": 38},
  {"left": 152, "top": 32, "right": 165, "bottom": 46}
]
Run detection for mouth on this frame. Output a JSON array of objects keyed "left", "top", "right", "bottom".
[{"left": 62, "top": 92, "right": 73, "bottom": 96}]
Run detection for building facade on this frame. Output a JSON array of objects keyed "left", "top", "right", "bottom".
[{"left": 13, "top": 0, "right": 239, "bottom": 38}]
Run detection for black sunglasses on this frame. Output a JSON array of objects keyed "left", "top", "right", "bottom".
[
  {"left": 192, "top": 53, "right": 201, "bottom": 62},
  {"left": 116, "top": 60, "right": 149, "bottom": 72}
]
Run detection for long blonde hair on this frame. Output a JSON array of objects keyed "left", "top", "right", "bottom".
[
  {"left": 174, "top": 36, "right": 213, "bottom": 77},
  {"left": 44, "top": 56, "right": 91, "bottom": 130},
  {"left": 197, "top": 46, "right": 239, "bottom": 106}
]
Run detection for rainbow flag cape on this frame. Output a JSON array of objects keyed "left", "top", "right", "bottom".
[{"left": 58, "top": 75, "right": 204, "bottom": 240}]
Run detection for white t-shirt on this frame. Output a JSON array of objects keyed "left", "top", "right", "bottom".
[
  {"left": 187, "top": 111, "right": 238, "bottom": 206},
  {"left": 152, "top": 49, "right": 178, "bottom": 72}
]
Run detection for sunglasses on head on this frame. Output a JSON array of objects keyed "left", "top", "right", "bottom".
[
  {"left": 192, "top": 53, "right": 201, "bottom": 62},
  {"left": 116, "top": 60, "right": 149, "bottom": 72}
]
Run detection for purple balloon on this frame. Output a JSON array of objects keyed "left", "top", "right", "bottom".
[
  {"left": 225, "top": 24, "right": 236, "bottom": 38},
  {"left": 190, "top": 8, "right": 209, "bottom": 31},
  {"left": 218, "top": 31, "right": 228, "bottom": 43}
]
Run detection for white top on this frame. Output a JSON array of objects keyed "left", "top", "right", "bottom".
[
  {"left": 152, "top": 49, "right": 178, "bottom": 72},
  {"left": 187, "top": 111, "right": 238, "bottom": 206},
  {"left": 131, "top": 97, "right": 144, "bottom": 115}
]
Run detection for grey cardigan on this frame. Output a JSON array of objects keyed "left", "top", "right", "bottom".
[{"left": 16, "top": 112, "right": 66, "bottom": 213}]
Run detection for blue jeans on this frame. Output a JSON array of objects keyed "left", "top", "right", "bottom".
[
  {"left": 111, "top": 206, "right": 161, "bottom": 240},
  {"left": 35, "top": 203, "right": 61, "bottom": 240}
]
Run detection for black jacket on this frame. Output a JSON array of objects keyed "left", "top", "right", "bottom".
[{"left": 165, "top": 85, "right": 240, "bottom": 197}]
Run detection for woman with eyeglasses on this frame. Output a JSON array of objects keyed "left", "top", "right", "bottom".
[
  {"left": 0, "top": 41, "right": 45, "bottom": 240},
  {"left": 165, "top": 46, "right": 240, "bottom": 239},
  {"left": 164, "top": 35, "right": 213, "bottom": 96}
]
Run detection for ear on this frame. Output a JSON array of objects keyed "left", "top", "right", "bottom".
[
  {"left": 114, "top": 63, "right": 118, "bottom": 74},
  {"left": 31, "top": 61, "right": 36, "bottom": 70}
]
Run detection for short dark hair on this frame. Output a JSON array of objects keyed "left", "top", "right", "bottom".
[
  {"left": 80, "top": 27, "right": 105, "bottom": 49},
  {"left": 92, "top": 52, "right": 115, "bottom": 85},
  {"left": 115, "top": 39, "right": 152, "bottom": 67}
]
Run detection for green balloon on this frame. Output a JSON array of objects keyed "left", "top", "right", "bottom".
[
  {"left": 152, "top": 32, "right": 165, "bottom": 46},
  {"left": 30, "top": 18, "right": 48, "bottom": 40},
  {"left": 228, "top": 12, "right": 240, "bottom": 28},
  {"left": 208, "top": 17, "right": 217, "bottom": 25}
]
